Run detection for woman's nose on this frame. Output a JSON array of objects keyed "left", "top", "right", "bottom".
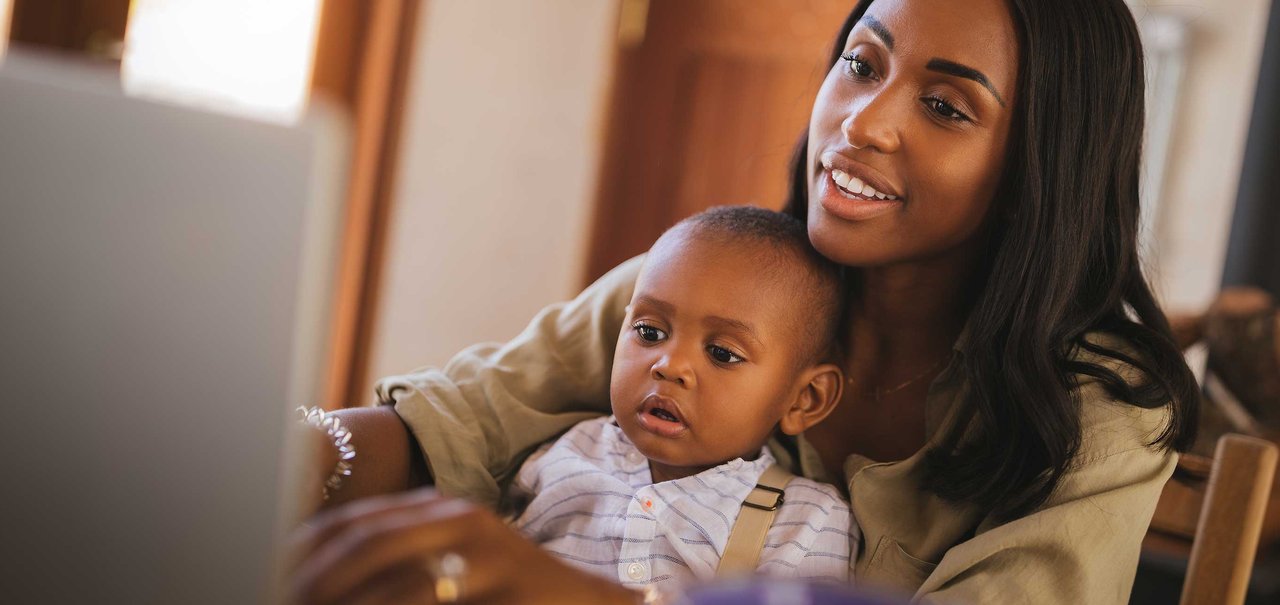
[
  {"left": 842, "top": 89, "right": 903, "bottom": 154},
  {"left": 651, "top": 352, "right": 694, "bottom": 388}
]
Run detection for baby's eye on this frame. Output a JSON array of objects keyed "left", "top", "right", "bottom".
[
  {"left": 706, "top": 345, "right": 744, "bottom": 364},
  {"left": 634, "top": 323, "right": 667, "bottom": 343}
]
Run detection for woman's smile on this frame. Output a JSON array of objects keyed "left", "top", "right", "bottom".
[
  {"left": 822, "top": 150, "right": 904, "bottom": 200},
  {"left": 819, "top": 169, "right": 904, "bottom": 222},
  {"left": 816, "top": 151, "right": 906, "bottom": 222}
]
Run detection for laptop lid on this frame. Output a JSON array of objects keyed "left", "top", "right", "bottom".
[{"left": 0, "top": 49, "right": 347, "bottom": 604}]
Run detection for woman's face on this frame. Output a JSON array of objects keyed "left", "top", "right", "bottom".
[{"left": 807, "top": 0, "right": 1019, "bottom": 267}]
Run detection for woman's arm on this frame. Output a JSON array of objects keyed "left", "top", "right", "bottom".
[
  {"left": 299, "top": 256, "right": 641, "bottom": 512},
  {"left": 291, "top": 258, "right": 651, "bottom": 600},
  {"left": 374, "top": 255, "right": 643, "bottom": 507},
  {"left": 303, "top": 256, "right": 643, "bottom": 512},
  {"left": 305, "top": 406, "right": 431, "bottom": 511}
]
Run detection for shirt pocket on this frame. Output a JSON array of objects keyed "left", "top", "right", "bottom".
[{"left": 865, "top": 535, "right": 938, "bottom": 595}]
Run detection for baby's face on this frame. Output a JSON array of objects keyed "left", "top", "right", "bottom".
[{"left": 610, "top": 233, "right": 813, "bottom": 479}]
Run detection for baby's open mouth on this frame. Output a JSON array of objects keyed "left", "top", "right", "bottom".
[
  {"left": 649, "top": 408, "right": 679, "bottom": 423},
  {"left": 638, "top": 393, "right": 688, "bottom": 436}
]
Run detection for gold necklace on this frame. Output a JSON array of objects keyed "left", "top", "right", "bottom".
[{"left": 847, "top": 356, "right": 948, "bottom": 402}]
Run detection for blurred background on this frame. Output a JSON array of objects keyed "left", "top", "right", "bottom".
[{"left": 3, "top": 1, "right": 1279, "bottom": 602}]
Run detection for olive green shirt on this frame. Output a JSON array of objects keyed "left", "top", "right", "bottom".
[{"left": 376, "top": 255, "right": 1175, "bottom": 604}]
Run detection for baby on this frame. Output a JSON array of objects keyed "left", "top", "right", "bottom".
[{"left": 509, "top": 205, "right": 857, "bottom": 596}]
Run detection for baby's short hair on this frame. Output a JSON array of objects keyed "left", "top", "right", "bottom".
[{"left": 657, "top": 205, "right": 845, "bottom": 366}]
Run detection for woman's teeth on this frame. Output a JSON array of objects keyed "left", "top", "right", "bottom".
[{"left": 831, "top": 169, "right": 898, "bottom": 201}]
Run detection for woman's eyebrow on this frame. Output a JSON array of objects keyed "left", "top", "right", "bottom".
[
  {"left": 860, "top": 15, "right": 895, "bottom": 51},
  {"left": 926, "top": 58, "right": 1007, "bottom": 107}
]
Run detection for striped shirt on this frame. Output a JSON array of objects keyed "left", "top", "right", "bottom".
[{"left": 510, "top": 416, "right": 858, "bottom": 596}]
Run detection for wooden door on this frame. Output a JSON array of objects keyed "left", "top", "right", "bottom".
[
  {"left": 8, "top": 0, "right": 131, "bottom": 60},
  {"left": 311, "top": 0, "right": 422, "bottom": 408},
  {"left": 584, "top": 0, "right": 855, "bottom": 283}
]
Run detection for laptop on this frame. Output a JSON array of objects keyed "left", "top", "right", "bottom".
[{"left": 0, "top": 49, "right": 348, "bottom": 604}]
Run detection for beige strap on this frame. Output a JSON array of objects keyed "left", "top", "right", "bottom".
[{"left": 716, "top": 463, "right": 794, "bottom": 576}]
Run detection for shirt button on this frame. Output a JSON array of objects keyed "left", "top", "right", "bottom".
[
  {"left": 626, "top": 451, "right": 644, "bottom": 465},
  {"left": 626, "top": 562, "right": 646, "bottom": 580}
]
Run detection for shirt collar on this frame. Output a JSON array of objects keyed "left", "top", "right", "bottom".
[{"left": 604, "top": 416, "right": 776, "bottom": 490}]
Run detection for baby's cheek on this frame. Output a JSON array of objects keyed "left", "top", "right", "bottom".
[
  {"left": 609, "top": 350, "right": 643, "bottom": 402},
  {"left": 699, "top": 395, "right": 767, "bottom": 456}
]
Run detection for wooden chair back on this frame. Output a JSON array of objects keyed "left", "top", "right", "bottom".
[{"left": 1149, "top": 433, "right": 1278, "bottom": 605}]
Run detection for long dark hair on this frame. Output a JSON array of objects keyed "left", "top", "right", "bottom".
[{"left": 784, "top": 0, "right": 1199, "bottom": 520}]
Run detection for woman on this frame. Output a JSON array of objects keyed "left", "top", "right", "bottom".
[{"left": 291, "top": 0, "right": 1198, "bottom": 602}]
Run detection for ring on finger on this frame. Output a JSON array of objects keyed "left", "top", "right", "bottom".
[{"left": 423, "top": 551, "right": 467, "bottom": 603}]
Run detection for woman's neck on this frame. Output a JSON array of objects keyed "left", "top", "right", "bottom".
[{"left": 846, "top": 250, "right": 983, "bottom": 368}]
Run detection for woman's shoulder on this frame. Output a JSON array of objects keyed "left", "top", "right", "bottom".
[
  {"left": 527, "top": 253, "right": 643, "bottom": 345},
  {"left": 588, "top": 254, "right": 645, "bottom": 301},
  {"left": 1068, "top": 330, "right": 1175, "bottom": 464}
]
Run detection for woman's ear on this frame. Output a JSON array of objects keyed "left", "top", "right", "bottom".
[{"left": 778, "top": 362, "right": 844, "bottom": 436}]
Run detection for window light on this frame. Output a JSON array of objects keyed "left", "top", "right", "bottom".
[
  {"left": 121, "top": 0, "right": 323, "bottom": 123},
  {"left": 0, "top": 0, "right": 14, "bottom": 61}
]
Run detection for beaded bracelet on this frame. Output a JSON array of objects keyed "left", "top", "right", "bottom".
[{"left": 297, "top": 406, "right": 356, "bottom": 500}]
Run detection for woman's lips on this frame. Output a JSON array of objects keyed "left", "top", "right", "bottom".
[
  {"left": 637, "top": 393, "right": 688, "bottom": 438},
  {"left": 818, "top": 169, "right": 903, "bottom": 222}
]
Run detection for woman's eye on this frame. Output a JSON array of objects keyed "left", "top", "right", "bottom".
[
  {"left": 634, "top": 324, "right": 667, "bottom": 343},
  {"left": 840, "top": 52, "right": 876, "bottom": 79},
  {"left": 924, "top": 96, "right": 970, "bottom": 122},
  {"left": 706, "top": 345, "right": 744, "bottom": 364}
]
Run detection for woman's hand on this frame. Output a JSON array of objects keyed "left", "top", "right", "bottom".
[{"left": 289, "top": 488, "right": 639, "bottom": 605}]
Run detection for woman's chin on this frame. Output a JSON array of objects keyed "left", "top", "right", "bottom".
[{"left": 807, "top": 211, "right": 901, "bottom": 268}]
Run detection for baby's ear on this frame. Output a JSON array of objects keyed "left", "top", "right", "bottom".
[{"left": 778, "top": 362, "right": 844, "bottom": 436}]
